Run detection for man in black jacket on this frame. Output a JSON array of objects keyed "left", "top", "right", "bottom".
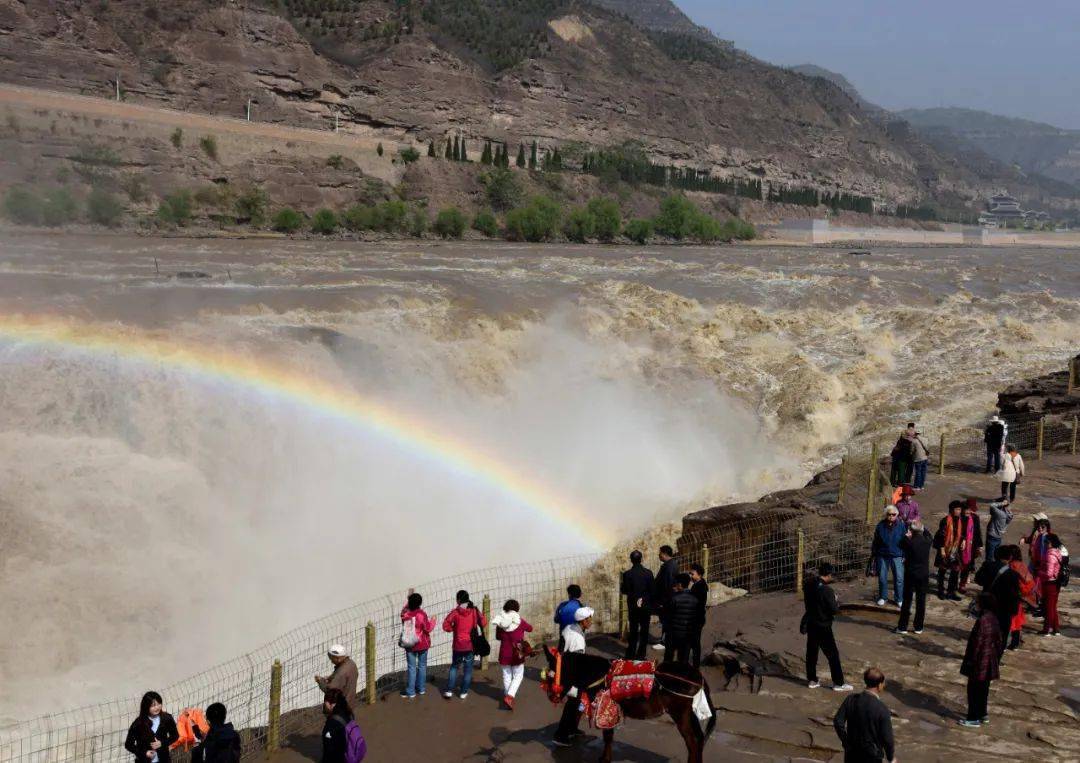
[
  {"left": 688, "top": 563, "right": 709, "bottom": 667},
  {"left": 833, "top": 667, "right": 896, "bottom": 763},
  {"left": 896, "top": 519, "right": 933, "bottom": 634},
  {"left": 663, "top": 573, "right": 698, "bottom": 663},
  {"left": 984, "top": 415, "right": 1005, "bottom": 474},
  {"left": 620, "top": 550, "right": 655, "bottom": 659},
  {"left": 652, "top": 545, "right": 678, "bottom": 651},
  {"left": 192, "top": 704, "right": 241, "bottom": 763},
  {"left": 803, "top": 562, "right": 852, "bottom": 691},
  {"left": 979, "top": 544, "right": 1021, "bottom": 657}
]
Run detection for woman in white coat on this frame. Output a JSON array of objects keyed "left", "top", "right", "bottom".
[{"left": 996, "top": 444, "right": 1024, "bottom": 504}]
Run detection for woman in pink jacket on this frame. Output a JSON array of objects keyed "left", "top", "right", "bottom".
[
  {"left": 442, "top": 589, "right": 487, "bottom": 700},
  {"left": 400, "top": 592, "right": 436, "bottom": 698},
  {"left": 1037, "top": 534, "right": 1064, "bottom": 637},
  {"left": 493, "top": 599, "right": 533, "bottom": 711}
]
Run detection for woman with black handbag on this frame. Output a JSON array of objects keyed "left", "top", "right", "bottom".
[{"left": 442, "top": 589, "right": 487, "bottom": 700}]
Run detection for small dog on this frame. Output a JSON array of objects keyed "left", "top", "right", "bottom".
[{"left": 705, "top": 644, "right": 764, "bottom": 694}]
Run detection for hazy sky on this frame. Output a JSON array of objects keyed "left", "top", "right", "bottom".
[{"left": 674, "top": 0, "right": 1080, "bottom": 129}]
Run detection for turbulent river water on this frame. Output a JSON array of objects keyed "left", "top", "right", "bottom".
[{"left": 1, "top": 233, "right": 1078, "bottom": 721}]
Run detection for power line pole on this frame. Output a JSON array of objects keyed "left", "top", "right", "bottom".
[
  {"left": 246, "top": 98, "right": 252, "bottom": 122},
  {"left": 115, "top": 74, "right": 121, "bottom": 101}
]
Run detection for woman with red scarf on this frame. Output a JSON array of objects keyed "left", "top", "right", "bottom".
[
  {"left": 933, "top": 501, "right": 964, "bottom": 600},
  {"left": 1006, "top": 546, "right": 1037, "bottom": 651},
  {"left": 957, "top": 499, "right": 983, "bottom": 594}
]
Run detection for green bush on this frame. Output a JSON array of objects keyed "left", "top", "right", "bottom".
[
  {"left": 3, "top": 187, "right": 43, "bottom": 225},
  {"left": 688, "top": 212, "right": 724, "bottom": 243},
  {"left": 199, "top": 135, "right": 218, "bottom": 161},
  {"left": 721, "top": 217, "right": 757, "bottom": 241},
  {"left": 273, "top": 207, "right": 304, "bottom": 233},
  {"left": 472, "top": 210, "right": 499, "bottom": 237},
  {"left": 504, "top": 196, "right": 561, "bottom": 242},
  {"left": 376, "top": 143, "right": 384, "bottom": 157},
  {"left": 624, "top": 218, "right": 654, "bottom": 244},
  {"left": 42, "top": 188, "right": 79, "bottom": 227},
  {"left": 587, "top": 197, "right": 621, "bottom": 242},
  {"left": 399, "top": 146, "right": 420, "bottom": 164},
  {"left": 87, "top": 188, "right": 125, "bottom": 228},
  {"left": 326, "top": 154, "right": 344, "bottom": 169},
  {"left": 433, "top": 207, "right": 467, "bottom": 239},
  {"left": 170, "top": 128, "right": 183, "bottom": 149},
  {"left": 377, "top": 200, "right": 408, "bottom": 232},
  {"left": 234, "top": 187, "right": 269, "bottom": 227},
  {"left": 563, "top": 206, "right": 595, "bottom": 243},
  {"left": 311, "top": 208, "right": 339, "bottom": 234},
  {"left": 653, "top": 194, "right": 697, "bottom": 239},
  {"left": 343, "top": 204, "right": 378, "bottom": 231},
  {"left": 156, "top": 191, "right": 193, "bottom": 227},
  {"left": 480, "top": 167, "right": 523, "bottom": 211},
  {"left": 408, "top": 206, "right": 428, "bottom": 237}
]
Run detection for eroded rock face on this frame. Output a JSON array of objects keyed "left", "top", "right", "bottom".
[
  {"left": 1, "top": 0, "right": 1074, "bottom": 213},
  {"left": 997, "top": 354, "right": 1080, "bottom": 416}
]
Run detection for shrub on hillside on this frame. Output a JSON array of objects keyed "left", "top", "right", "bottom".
[
  {"left": 688, "top": 212, "right": 724, "bottom": 243},
  {"left": 480, "top": 168, "right": 523, "bottom": 211},
  {"left": 472, "top": 210, "right": 499, "bottom": 237},
  {"left": 587, "top": 197, "right": 621, "bottom": 242},
  {"left": 721, "top": 217, "right": 757, "bottom": 240},
  {"left": 343, "top": 204, "right": 378, "bottom": 231},
  {"left": 156, "top": 191, "right": 193, "bottom": 227},
  {"left": 377, "top": 200, "right": 408, "bottom": 232},
  {"left": 563, "top": 206, "right": 595, "bottom": 243},
  {"left": 42, "top": 188, "right": 79, "bottom": 227},
  {"left": 234, "top": 187, "right": 269, "bottom": 227},
  {"left": 3, "top": 187, "right": 43, "bottom": 225},
  {"left": 504, "top": 196, "right": 561, "bottom": 242},
  {"left": 408, "top": 206, "right": 428, "bottom": 237},
  {"left": 653, "top": 194, "right": 697, "bottom": 240},
  {"left": 272, "top": 207, "right": 304, "bottom": 233},
  {"left": 311, "top": 208, "right": 338, "bottom": 234},
  {"left": 399, "top": 146, "right": 420, "bottom": 164},
  {"left": 199, "top": 135, "right": 218, "bottom": 161},
  {"left": 326, "top": 154, "right": 345, "bottom": 169},
  {"left": 170, "top": 128, "right": 183, "bottom": 149},
  {"left": 87, "top": 188, "right": 124, "bottom": 228},
  {"left": 433, "top": 207, "right": 466, "bottom": 239},
  {"left": 624, "top": 218, "right": 654, "bottom": 244}
]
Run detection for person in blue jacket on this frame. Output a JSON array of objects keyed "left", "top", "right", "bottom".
[
  {"left": 554, "top": 584, "right": 582, "bottom": 651},
  {"left": 872, "top": 505, "right": 906, "bottom": 606}
]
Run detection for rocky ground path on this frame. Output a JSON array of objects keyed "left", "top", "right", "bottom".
[{"left": 269, "top": 454, "right": 1078, "bottom": 761}]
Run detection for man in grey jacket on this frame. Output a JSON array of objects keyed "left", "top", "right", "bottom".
[
  {"left": 984, "top": 501, "right": 1013, "bottom": 564},
  {"left": 315, "top": 644, "right": 359, "bottom": 711}
]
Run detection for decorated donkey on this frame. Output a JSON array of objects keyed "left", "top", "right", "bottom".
[{"left": 541, "top": 647, "right": 717, "bottom": 762}]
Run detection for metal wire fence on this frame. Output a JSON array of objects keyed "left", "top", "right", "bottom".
[{"left": 3, "top": 404, "right": 1077, "bottom": 763}]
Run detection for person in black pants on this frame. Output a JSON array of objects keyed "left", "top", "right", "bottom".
[
  {"left": 896, "top": 519, "right": 933, "bottom": 634},
  {"left": 620, "top": 550, "right": 654, "bottom": 659},
  {"left": 124, "top": 692, "right": 179, "bottom": 763},
  {"left": 652, "top": 545, "right": 678, "bottom": 650},
  {"left": 802, "top": 563, "right": 852, "bottom": 691},
  {"left": 663, "top": 573, "right": 699, "bottom": 663},
  {"left": 688, "top": 563, "right": 709, "bottom": 667}
]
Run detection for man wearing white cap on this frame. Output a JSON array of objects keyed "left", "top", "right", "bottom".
[
  {"left": 561, "top": 607, "right": 593, "bottom": 654},
  {"left": 315, "top": 644, "right": 359, "bottom": 711}
]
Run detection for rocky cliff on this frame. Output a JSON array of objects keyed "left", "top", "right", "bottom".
[{"left": 1, "top": 0, "right": 1075, "bottom": 216}]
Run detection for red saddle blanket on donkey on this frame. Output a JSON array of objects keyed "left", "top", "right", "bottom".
[{"left": 606, "top": 659, "right": 655, "bottom": 701}]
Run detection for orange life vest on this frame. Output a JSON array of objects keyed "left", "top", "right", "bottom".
[{"left": 170, "top": 707, "right": 210, "bottom": 750}]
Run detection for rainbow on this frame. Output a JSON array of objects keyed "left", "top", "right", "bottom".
[{"left": 0, "top": 314, "right": 611, "bottom": 548}]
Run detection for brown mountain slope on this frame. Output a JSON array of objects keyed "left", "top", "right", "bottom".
[{"left": 0, "top": 0, "right": 1075, "bottom": 216}]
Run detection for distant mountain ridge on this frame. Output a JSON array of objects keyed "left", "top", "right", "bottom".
[
  {"left": 790, "top": 64, "right": 883, "bottom": 113},
  {"left": 898, "top": 107, "right": 1080, "bottom": 187},
  {"left": 587, "top": 0, "right": 721, "bottom": 42}
]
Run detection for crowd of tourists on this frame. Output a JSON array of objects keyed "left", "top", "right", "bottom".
[{"left": 124, "top": 416, "right": 1067, "bottom": 763}]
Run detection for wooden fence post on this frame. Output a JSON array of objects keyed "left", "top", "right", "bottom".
[
  {"left": 266, "top": 659, "right": 282, "bottom": 755},
  {"left": 480, "top": 595, "right": 491, "bottom": 670},
  {"left": 865, "top": 442, "right": 879, "bottom": 525},
  {"left": 838, "top": 456, "right": 848, "bottom": 506},
  {"left": 364, "top": 621, "right": 376, "bottom": 705},
  {"left": 1037, "top": 416, "right": 1045, "bottom": 461},
  {"left": 1072, "top": 415, "right": 1078, "bottom": 456},
  {"left": 796, "top": 528, "right": 805, "bottom": 596},
  {"left": 701, "top": 544, "right": 711, "bottom": 579},
  {"left": 938, "top": 432, "right": 947, "bottom": 476}
]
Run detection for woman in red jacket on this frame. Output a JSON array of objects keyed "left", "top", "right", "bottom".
[
  {"left": 1007, "top": 547, "right": 1037, "bottom": 651},
  {"left": 493, "top": 599, "right": 534, "bottom": 710},
  {"left": 1037, "top": 534, "right": 1064, "bottom": 637},
  {"left": 442, "top": 589, "right": 487, "bottom": 700},
  {"left": 400, "top": 592, "right": 436, "bottom": 698}
]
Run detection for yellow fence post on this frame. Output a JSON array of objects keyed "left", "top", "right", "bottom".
[
  {"left": 938, "top": 432, "right": 947, "bottom": 476},
  {"left": 865, "top": 442, "right": 879, "bottom": 525},
  {"left": 1072, "top": 415, "right": 1078, "bottom": 456},
  {"left": 364, "top": 621, "right": 376, "bottom": 705},
  {"left": 266, "top": 659, "right": 282, "bottom": 755},
  {"left": 1037, "top": 416, "right": 1045, "bottom": 461},
  {"left": 480, "top": 595, "right": 491, "bottom": 670},
  {"left": 796, "top": 528, "right": 805, "bottom": 596},
  {"left": 838, "top": 456, "right": 849, "bottom": 506},
  {"left": 1069, "top": 358, "right": 1077, "bottom": 396},
  {"left": 701, "top": 544, "right": 711, "bottom": 579}
]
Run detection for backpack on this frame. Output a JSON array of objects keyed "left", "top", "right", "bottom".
[
  {"left": 332, "top": 717, "right": 367, "bottom": 763},
  {"left": 1059, "top": 550, "right": 1070, "bottom": 588},
  {"left": 470, "top": 611, "right": 491, "bottom": 658},
  {"left": 398, "top": 615, "right": 419, "bottom": 649}
]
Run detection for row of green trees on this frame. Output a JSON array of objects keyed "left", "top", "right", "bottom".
[{"left": 3, "top": 185, "right": 124, "bottom": 227}]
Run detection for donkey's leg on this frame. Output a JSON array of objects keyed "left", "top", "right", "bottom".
[
  {"left": 600, "top": 729, "right": 614, "bottom": 763},
  {"left": 668, "top": 698, "right": 703, "bottom": 763}
]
